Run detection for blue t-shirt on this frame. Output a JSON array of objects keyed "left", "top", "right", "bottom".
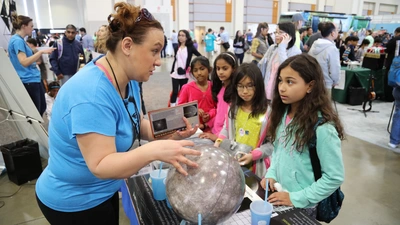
[
  {"left": 8, "top": 34, "right": 41, "bottom": 83},
  {"left": 36, "top": 57, "right": 141, "bottom": 212},
  {"left": 246, "top": 32, "right": 253, "bottom": 42},
  {"left": 205, "top": 33, "right": 216, "bottom": 52}
]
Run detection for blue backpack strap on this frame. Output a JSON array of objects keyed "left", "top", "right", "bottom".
[{"left": 309, "top": 117, "right": 325, "bottom": 181}]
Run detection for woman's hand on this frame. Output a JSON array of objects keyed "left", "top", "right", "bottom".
[
  {"left": 154, "top": 140, "right": 201, "bottom": 176},
  {"left": 268, "top": 192, "right": 293, "bottom": 206},
  {"left": 169, "top": 117, "right": 198, "bottom": 140},
  {"left": 238, "top": 153, "right": 252, "bottom": 166},
  {"left": 260, "top": 178, "right": 276, "bottom": 192}
]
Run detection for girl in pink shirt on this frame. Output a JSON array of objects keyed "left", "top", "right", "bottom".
[
  {"left": 178, "top": 56, "right": 216, "bottom": 132},
  {"left": 199, "top": 52, "right": 239, "bottom": 141}
]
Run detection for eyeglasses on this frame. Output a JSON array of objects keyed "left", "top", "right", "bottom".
[
  {"left": 237, "top": 84, "right": 255, "bottom": 91},
  {"left": 135, "top": 8, "right": 154, "bottom": 23}
]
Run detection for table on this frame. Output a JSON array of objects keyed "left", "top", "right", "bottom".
[
  {"left": 121, "top": 167, "right": 321, "bottom": 225},
  {"left": 332, "top": 67, "right": 385, "bottom": 103}
]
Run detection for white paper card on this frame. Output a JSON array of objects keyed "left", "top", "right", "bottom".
[{"left": 335, "top": 70, "right": 346, "bottom": 90}]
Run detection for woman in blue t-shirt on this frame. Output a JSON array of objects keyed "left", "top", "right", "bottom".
[
  {"left": 8, "top": 13, "right": 55, "bottom": 115},
  {"left": 35, "top": 3, "right": 200, "bottom": 225}
]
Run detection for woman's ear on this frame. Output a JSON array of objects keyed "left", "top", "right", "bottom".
[
  {"left": 121, "top": 37, "right": 133, "bottom": 56},
  {"left": 307, "top": 80, "right": 315, "bottom": 93}
]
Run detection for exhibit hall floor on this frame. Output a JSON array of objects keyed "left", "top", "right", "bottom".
[{"left": 1, "top": 51, "right": 400, "bottom": 225}]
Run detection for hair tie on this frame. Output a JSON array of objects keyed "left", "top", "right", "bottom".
[
  {"left": 108, "top": 14, "right": 120, "bottom": 32},
  {"left": 223, "top": 52, "right": 236, "bottom": 64}
]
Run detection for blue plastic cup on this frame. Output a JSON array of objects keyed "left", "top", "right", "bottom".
[
  {"left": 150, "top": 169, "right": 168, "bottom": 200},
  {"left": 164, "top": 179, "right": 172, "bottom": 208},
  {"left": 250, "top": 200, "right": 273, "bottom": 225}
]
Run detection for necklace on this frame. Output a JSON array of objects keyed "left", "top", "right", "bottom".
[{"left": 105, "top": 56, "right": 141, "bottom": 147}]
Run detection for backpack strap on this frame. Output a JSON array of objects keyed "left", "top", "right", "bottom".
[
  {"left": 309, "top": 117, "right": 325, "bottom": 181},
  {"left": 56, "top": 39, "right": 63, "bottom": 60}
]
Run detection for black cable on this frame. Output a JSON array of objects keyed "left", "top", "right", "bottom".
[
  {"left": 0, "top": 186, "right": 22, "bottom": 198},
  {"left": 0, "top": 201, "right": 5, "bottom": 208}
]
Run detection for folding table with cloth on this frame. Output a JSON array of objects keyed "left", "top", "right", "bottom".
[{"left": 332, "top": 67, "right": 385, "bottom": 104}]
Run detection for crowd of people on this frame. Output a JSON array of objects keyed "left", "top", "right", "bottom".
[{"left": 4, "top": 2, "right": 400, "bottom": 224}]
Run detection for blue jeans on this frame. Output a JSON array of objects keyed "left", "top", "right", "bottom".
[{"left": 390, "top": 87, "right": 400, "bottom": 144}]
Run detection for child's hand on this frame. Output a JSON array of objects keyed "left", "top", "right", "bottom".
[
  {"left": 260, "top": 178, "right": 276, "bottom": 191},
  {"left": 238, "top": 153, "right": 252, "bottom": 166},
  {"left": 199, "top": 132, "right": 218, "bottom": 141},
  {"left": 268, "top": 192, "right": 293, "bottom": 206},
  {"left": 198, "top": 109, "right": 205, "bottom": 117},
  {"left": 281, "top": 33, "right": 292, "bottom": 45},
  {"left": 202, "top": 113, "right": 210, "bottom": 123}
]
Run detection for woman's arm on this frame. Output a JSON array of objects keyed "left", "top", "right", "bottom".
[
  {"left": 192, "top": 46, "right": 201, "bottom": 56},
  {"left": 17, "top": 48, "right": 54, "bottom": 67},
  {"left": 77, "top": 134, "right": 200, "bottom": 178}
]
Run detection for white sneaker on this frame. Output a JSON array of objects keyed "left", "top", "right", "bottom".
[
  {"left": 388, "top": 143, "right": 400, "bottom": 153},
  {"left": 388, "top": 143, "right": 398, "bottom": 149}
]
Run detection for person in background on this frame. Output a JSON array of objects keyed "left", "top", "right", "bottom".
[
  {"left": 334, "top": 32, "right": 344, "bottom": 49},
  {"left": 35, "top": 3, "right": 200, "bottom": 225},
  {"left": 251, "top": 22, "right": 270, "bottom": 64},
  {"left": 385, "top": 27, "right": 400, "bottom": 113},
  {"left": 170, "top": 30, "right": 178, "bottom": 54},
  {"left": 193, "top": 39, "right": 198, "bottom": 50},
  {"left": 219, "top": 26, "right": 230, "bottom": 53},
  {"left": 303, "top": 27, "right": 312, "bottom": 44},
  {"left": 94, "top": 25, "right": 108, "bottom": 54},
  {"left": 189, "top": 29, "right": 195, "bottom": 40},
  {"left": 365, "top": 30, "right": 375, "bottom": 48},
  {"left": 246, "top": 29, "right": 253, "bottom": 53},
  {"left": 355, "top": 39, "right": 370, "bottom": 62},
  {"left": 308, "top": 22, "right": 341, "bottom": 99},
  {"left": 8, "top": 12, "right": 54, "bottom": 116},
  {"left": 292, "top": 13, "right": 305, "bottom": 49},
  {"left": 161, "top": 34, "right": 167, "bottom": 58},
  {"left": 49, "top": 24, "right": 85, "bottom": 86},
  {"left": 26, "top": 38, "right": 48, "bottom": 92},
  {"left": 261, "top": 54, "right": 344, "bottom": 217},
  {"left": 373, "top": 37, "right": 383, "bottom": 47},
  {"left": 45, "top": 81, "right": 60, "bottom": 121},
  {"left": 304, "top": 23, "right": 323, "bottom": 52},
  {"left": 233, "top": 30, "right": 245, "bottom": 64},
  {"left": 169, "top": 29, "right": 201, "bottom": 107},
  {"left": 259, "top": 22, "right": 301, "bottom": 101},
  {"left": 340, "top": 36, "right": 359, "bottom": 66},
  {"left": 79, "top": 27, "right": 95, "bottom": 52},
  {"left": 204, "top": 28, "right": 216, "bottom": 63},
  {"left": 299, "top": 28, "right": 307, "bottom": 52}
]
